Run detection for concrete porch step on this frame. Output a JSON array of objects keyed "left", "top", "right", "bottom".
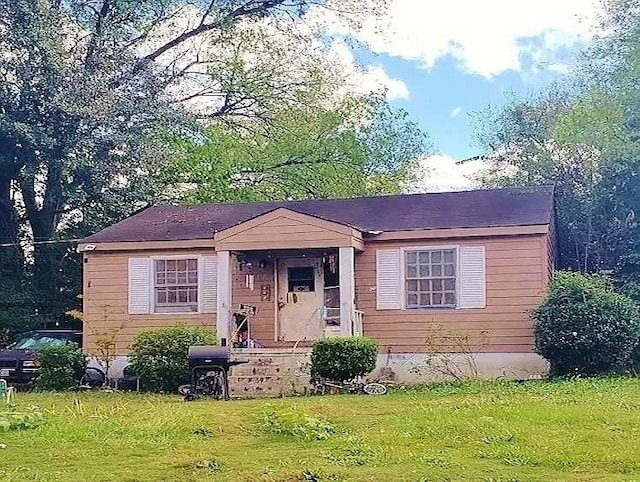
[
  {"left": 230, "top": 365, "right": 302, "bottom": 377},
  {"left": 226, "top": 349, "right": 311, "bottom": 398},
  {"left": 229, "top": 374, "right": 312, "bottom": 398}
]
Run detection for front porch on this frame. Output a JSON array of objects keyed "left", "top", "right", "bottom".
[
  {"left": 211, "top": 206, "right": 366, "bottom": 349},
  {"left": 216, "top": 247, "right": 364, "bottom": 349}
]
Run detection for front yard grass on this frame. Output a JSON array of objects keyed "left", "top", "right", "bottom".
[{"left": 1, "top": 378, "right": 640, "bottom": 481}]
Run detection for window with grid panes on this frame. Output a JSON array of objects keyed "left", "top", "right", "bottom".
[
  {"left": 154, "top": 259, "right": 198, "bottom": 312},
  {"left": 405, "top": 249, "right": 457, "bottom": 308}
]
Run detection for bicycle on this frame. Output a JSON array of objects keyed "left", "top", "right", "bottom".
[
  {"left": 177, "top": 367, "right": 228, "bottom": 401},
  {"left": 293, "top": 360, "right": 312, "bottom": 378},
  {"left": 311, "top": 376, "right": 387, "bottom": 396}
]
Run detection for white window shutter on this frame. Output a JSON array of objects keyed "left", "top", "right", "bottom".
[
  {"left": 459, "top": 246, "right": 486, "bottom": 309},
  {"left": 200, "top": 255, "right": 218, "bottom": 313},
  {"left": 128, "top": 258, "right": 151, "bottom": 314},
  {"left": 376, "top": 248, "right": 401, "bottom": 310}
]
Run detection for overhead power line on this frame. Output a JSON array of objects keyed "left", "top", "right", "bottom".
[{"left": 0, "top": 238, "right": 83, "bottom": 248}]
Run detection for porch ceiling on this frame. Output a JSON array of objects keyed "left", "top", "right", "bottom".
[{"left": 214, "top": 208, "right": 364, "bottom": 251}]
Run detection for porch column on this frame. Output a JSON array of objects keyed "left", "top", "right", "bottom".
[
  {"left": 216, "top": 250, "right": 231, "bottom": 345},
  {"left": 339, "top": 247, "right": 355, "bottom": 336}
]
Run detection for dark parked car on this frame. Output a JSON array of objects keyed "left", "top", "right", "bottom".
[{"left": 0, "top": 330, "right": 82, "bottom": 383}]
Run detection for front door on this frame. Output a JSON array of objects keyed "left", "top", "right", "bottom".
[{"left": 277, "top": 257, "right": 324, "bottom": 342}]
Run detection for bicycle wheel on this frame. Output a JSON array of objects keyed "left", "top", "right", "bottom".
[
  {"left": 80, "top": 367, "right": 106, "bottom": 388},
  {"left": 212, "top": 372, "right": 229, "bottom": 400},
  {"left": 177, "top": 384, "right": 193, "bottom": 396},
  {"left": 363, "top": 382, "right": 387, "bottom": 395}
]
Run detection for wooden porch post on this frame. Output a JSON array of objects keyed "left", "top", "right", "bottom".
[
  {"left": 339, "top": 247, "right": 355, "bottom": 336},
  {"left": 216, "top": 250, "right": 231, "bottom": 345}
]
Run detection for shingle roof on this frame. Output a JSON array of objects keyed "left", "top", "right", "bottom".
[{"left": 81, "top": 186, "right": 554, "bottom": 243}]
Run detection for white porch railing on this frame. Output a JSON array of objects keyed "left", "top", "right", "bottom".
[
  {"left": 322, "top": 307, "right": 363, "bottom": 336},
  {"left": 352, "top": 309, "right": 364, "bottom": 336}
]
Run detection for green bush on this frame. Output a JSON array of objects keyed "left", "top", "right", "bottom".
[
  {"left": 33, "top": 342, "right": 86, "bottom": 391},
  {"left": 310, "top": 336, "right": 378, "bottom": 382},
  {"left": 129, "top": 324, "right": 218, "bottom": 392},
  {"left": 532, "top": 271, "right": 640, "bottom": 377}
]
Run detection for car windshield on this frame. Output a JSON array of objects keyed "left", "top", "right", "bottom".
[{"left": 13, "top": 336, "right": 69, "bottom": 350}]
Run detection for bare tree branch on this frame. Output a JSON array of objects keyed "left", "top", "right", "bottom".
[{"left": 129, "top": 0, "right": 291, "bottom": 77}]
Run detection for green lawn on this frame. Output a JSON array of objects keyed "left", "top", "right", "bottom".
[{"left": 1, "top": 378, "right": 640, "bottom": 481}]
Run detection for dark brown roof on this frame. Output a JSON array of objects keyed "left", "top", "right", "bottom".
[{"left": 81, "top": 186, "right": 554, "bottom": 243}]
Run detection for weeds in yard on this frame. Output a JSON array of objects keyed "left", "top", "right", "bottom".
[
  {"left": 326, "top": 442, "right": 377, "bottom": 467},
  {"left": 260, "top": 404, "right": 340, "bottom": 441},
  {"left": 410, "top": 324, "right": 491, "bottom": 380},
  {"left": 64, "top": 397, "right": 133, "bottom": 419},
  {"left": 419, "top": 452, "right": 461, "bottom": 469},
  {"left": 0, "top": 406, "right": 44, "bottom": 431},
  {"left": 300, "top": 468, "right": 344, "bottom": 481},
  {"left": 192, "top": 458, "right": 224, "bottom": 473}
]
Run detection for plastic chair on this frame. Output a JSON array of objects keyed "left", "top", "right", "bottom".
[{"left": 0, "top": 379, "right": 15, "bottom": 404}]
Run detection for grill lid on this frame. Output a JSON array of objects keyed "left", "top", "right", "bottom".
[{"left": 188, "top": 346, "right": 230, "bottom": 367}]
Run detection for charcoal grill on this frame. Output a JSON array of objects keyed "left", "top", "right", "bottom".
[{"left": 181, "top": 346, "right": 246, "bottom": 400}]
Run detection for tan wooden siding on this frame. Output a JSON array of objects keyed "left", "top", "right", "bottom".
[
  {"left": 82, "top": 248, "right": 216, "bottom": 355},
  {"left": 355, "top": 234, "right": 549, "bottom": 354},
  {"left": 83, "top": 231, "right": 552, "bottom": 355},
  {"left": 85, "top": 248, "right": 306, "bottom": 354},
  {"left": 215, "top": 209, "right": 363, "bottom": 251}
]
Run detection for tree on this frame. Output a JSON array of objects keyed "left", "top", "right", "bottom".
[
  {"left": 0, "top": 0, "right": 415, "bottom": 334},
  {"left": 471, "top": 0, "right": 640, "bottom": 288},
  {"left": 473, "top": 90, "right": 606, "bottom": 271},
  {"left": 0, "top": 0, "right": 175, "bottom": 331},
  {"left": 162, "top": 95, "right": 429, "bottom": 202}
]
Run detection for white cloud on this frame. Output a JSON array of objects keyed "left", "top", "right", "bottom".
[
  {"left": 326, "top": 40, "right": 409, "bottom": 100},
  {"left": 313, "top": 0, "right": 602, "bottom": 78},
  {"left": 451, "top": 106, "right": 462, "bottom": 118},
  {"left": 407, "top": 154, "right": 484, "bottom": 193}
]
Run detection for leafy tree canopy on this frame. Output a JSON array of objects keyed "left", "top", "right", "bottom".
[
  {"left": 471, "top": 0, "right": 640, "bottom": 298},
  {"left": 0, "top": 0, "right": 429, "bottom": 334}
]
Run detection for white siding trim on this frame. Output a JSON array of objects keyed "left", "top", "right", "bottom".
[
  {"left": 459, "top": 245, "right": 486, "bottom": 309},
  {"left": 128, "top": 258, "right": 151, "bottom": 314},
  {"left": 376, "top": 248, "right": 401, "bottom": 310}
]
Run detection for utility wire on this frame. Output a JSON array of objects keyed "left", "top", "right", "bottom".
[{"left": 0, "top": 238, "right": 83, "bottom": 248}]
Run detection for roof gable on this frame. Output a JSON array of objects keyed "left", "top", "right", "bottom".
[{"left": 214, "top": 208, "right": 363, "bottom": 251}]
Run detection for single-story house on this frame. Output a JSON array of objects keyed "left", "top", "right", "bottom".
[{"left": 78, "top": 186, "right": 555, "bottom": 382}]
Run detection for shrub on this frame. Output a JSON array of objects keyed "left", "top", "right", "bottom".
[
  {"left": 129, "top": 324, "right": 218, "bottom": 392},
  {"left": 532, "top": 271, "right": 640, "bottom": 377},
  {"left": 310, "top": 336, "right": 378, "bottom": 382},
  {"left": 33, "top": 342, "right": 86, "bottom": 391}
]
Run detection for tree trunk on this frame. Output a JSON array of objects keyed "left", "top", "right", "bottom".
[
  {"left": 0, "top": 175, "right": 23, "bottom": 277},
  {"left": 19, "top": 160, "right": 64, "bottom": 321}
]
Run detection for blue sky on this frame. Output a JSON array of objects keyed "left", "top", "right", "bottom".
[
  {"left": 362, "top": 49, "right": 573, "bottom": 160},
  {"left": 358, "top": 50, "right": 543, "bottom": 160},
  {"left": 315, "top": 0, "right": 603, "bottom": 189}
]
